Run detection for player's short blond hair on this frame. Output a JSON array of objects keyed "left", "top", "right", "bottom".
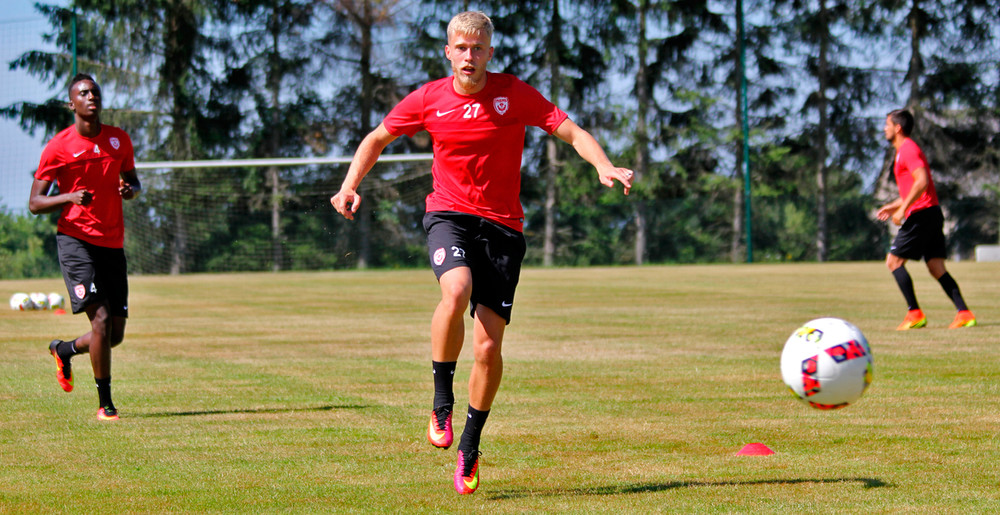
[{"left": 447, "top": 11, "right": 493, "bottom": 43}]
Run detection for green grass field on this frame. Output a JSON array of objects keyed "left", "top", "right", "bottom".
[{"left": 2, "top": 262, "right": 998, "bottom": 512}]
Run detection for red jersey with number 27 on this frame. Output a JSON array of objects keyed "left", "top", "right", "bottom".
[
  {"left": 383, "top": 73, "right": 568, "bottom": 232},
  {"left": 35, "top": 125, "right": 136, "bottom": 248},
  {"left": 893, "top": 137, "right": 938, "bottom": 217}
]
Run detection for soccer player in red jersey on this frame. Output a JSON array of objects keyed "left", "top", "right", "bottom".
[
  {"left": 29, "top": 74, "right": 141, "bottom": 420},
  {"left": 331, "top": 11, "right": 633, "bottom": 494},
  {"left": 877, "top": 109, "right": 975, "bottom": 330}
]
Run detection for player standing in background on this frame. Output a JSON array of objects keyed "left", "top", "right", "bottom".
[
  {"left": 28, "top": 73, "right": 140, "bottom": 421},
  {"left": 331, "top": 11, "right": 633, "bottom": 494},
  {"left": 877, "top": 109, "right": 975, "bottom": 330}
]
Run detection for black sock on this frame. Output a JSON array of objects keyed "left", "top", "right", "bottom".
[
  {"left": 95, "top": 377, "right": 114, "bottom": 409},
  {"left": 57, "top": 339, "right": 78, "bottom": 359},
  {"left": 937, "top": 272, "right": 968, "bottom": 311},
  {"left": 432, "top": 361, "right": 456, "bottom": 410},
  {"left": 458, "top": 405, "right": 490, "bottom": 452},
  {"left": 892, "top": 267, "right": 919, "bottom": 310}
]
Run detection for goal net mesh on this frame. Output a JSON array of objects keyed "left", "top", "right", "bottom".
[{"left": 125, "top": 155, "right": 432, "bottom": 274}]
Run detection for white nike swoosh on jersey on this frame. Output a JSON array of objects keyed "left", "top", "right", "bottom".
[
  {"left": 501, "top": 301, "right": 513, "bottom": 307},
  {"left": 73, "top": 150, "right": 86, "bottom": 157},
  {"left": 436, "top": 108, "right": 457, "bottom": 117}
]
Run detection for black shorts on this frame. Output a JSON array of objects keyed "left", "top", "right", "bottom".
[
  {"left": 56, "top": 233, "right": 129, "bottom": 317},
  {"left": 423, "top": 211, "right": 526, "bottom": 324},
  {"left": 890, "top": 205, "right": 947, "bottom": 261}
]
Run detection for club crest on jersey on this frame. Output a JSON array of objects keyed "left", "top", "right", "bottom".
[
  {"left": 433, "top": 247, "right": 446, "bottom": 266},
  {"left": 110, "top": 137, "right": 120, "bottom": 150},
  {"left": 74, "top": 284, "right": 86, "bottom": 299},
  {"left": 493, "top": 96, "right": 509, "bottom": 115}
]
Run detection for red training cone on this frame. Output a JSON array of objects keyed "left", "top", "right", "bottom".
[{"left": 736, "top": 443, "right": 775, "bottom": 456}]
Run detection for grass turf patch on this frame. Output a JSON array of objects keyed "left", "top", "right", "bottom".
[{"left": 1, "top": 262, "right": 999, "bottom": 512}]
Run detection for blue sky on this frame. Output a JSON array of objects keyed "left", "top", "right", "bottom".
[{"left": 1, "top": 2, "right": 66, "bottom": 213}]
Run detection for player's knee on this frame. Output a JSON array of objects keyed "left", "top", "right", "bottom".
[
  {"left": 109, "top": 318, "right": 127, "bottom": 347},
  {"left": 926, "top": 260, "right": 946, "bottom": 278},
  {"left": 89, "top": 313, "right": 110, "bottom": 334},
  {"left": 474, "top": 338, "right": 502, "bottom": 365},
  {"left": 440, "top": 282, "right": 472, "bottom": 307}
]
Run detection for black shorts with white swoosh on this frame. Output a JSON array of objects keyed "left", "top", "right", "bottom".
[{"left": 423, "top": 211, "right": 526, "bottom": 324}]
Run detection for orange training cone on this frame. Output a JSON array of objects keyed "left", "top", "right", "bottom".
[{"left": 736, "top": 443, "right": 775, "bottom": 456}]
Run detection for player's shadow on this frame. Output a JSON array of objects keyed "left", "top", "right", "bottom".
[
  {"left": 135, "top": 404, "right": 369, "bottom": 418},
  {"left": 489, "top": 477, "right": 891, "bottom": 500}
]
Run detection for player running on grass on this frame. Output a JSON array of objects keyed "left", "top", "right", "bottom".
[
  {"left": 29, "top": 73, "right": 140, "bottom": 421},
  {"left": 331, "top": 11, "right": 633, "bottom": 494},
  {"left": 877, "top": 109, "right": 975, "bottom": 330}
]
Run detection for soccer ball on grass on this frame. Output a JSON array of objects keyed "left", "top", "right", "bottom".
[
  {"left": 29, "top": 292, "right": 49, "bottom": 310},
  {"left": 9, "top": 293, "right": 33, "bottom": 311},
  {"left": 780, "top": 317, "right": 873, "bottom": 410},
  {"left": 48, "top": 293, "right": 66, "bottom": 310}
]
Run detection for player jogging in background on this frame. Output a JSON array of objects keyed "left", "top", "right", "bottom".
[
  {"left": 876, "top": 108, "right": 975, "bottom": 331},
  {"left": 331, "top": 11, "right": 633, "bottom": 494},
  {"left": 28, "top": 73, "right": 140, "bottom": 421}
]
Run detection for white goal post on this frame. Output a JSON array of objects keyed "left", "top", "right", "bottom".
[{"left": 134, "top": 154, "right": 434, "bottom": 170}]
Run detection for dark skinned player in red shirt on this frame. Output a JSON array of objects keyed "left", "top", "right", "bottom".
[{"left": 29, "top": 73, "right": 140, "bottom": 421}]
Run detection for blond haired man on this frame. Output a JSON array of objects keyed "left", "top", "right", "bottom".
[{"left": 332, "top": 11, "right": 633, "bottom": 494}]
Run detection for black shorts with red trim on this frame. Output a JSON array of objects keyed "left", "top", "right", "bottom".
[
  {"left": 890, "top": 205, "right": 947, "bottom": 262},
  {"left": 423, "top": 211, "right": 526, "bottom": 324},
  {"left": 56, "top": 233, "right": 129, "bottom": 316}
]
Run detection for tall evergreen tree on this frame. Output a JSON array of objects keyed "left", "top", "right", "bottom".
[
  {"left": 599, "top": 0, "right": 729, "bottom": 264},
  {"left": 320, "top": 0, "right": 410, "bottom": 269},
  {"left": 769, "top": 0, "right": 884, "bottom": 261},
  {"left": 213, "top": 0, "right": 327, "bottom": 271}
]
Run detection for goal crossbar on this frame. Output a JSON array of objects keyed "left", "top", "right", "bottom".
[{"left": 135, "top": 153, "right": 434, "bottom": 170}]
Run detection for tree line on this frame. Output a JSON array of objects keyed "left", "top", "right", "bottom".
[{"left": 2, "top": 0, "right": 998, "bottom": 277}]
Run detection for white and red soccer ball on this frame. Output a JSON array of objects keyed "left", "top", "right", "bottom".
[
  {"left": 9, "top": 292, "right": 32, "bottom": 311},
  {"left": 781, "top": 317, "right": 874, "bottom": 410}
]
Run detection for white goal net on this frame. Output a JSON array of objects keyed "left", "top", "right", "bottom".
[{"left": 126, "top": 154, "right": 432, "bottom": 274}]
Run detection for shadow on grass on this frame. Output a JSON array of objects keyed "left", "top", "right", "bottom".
[
  {"left": 489, "top": 477, "right": 892, "bottom": 500},
  {"left": 134, "top": 404, "right": 369, "bottom": 418}
]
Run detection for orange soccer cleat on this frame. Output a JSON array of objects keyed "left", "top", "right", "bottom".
[
  {"left": 48, "top": 340, "right": 73, "bottom": 392},
  {"left": 896, "top": 309, "right": 927, "bottom": 331},
  {"left": 948, "top": 310, "right": 977, "bottom": 329}
]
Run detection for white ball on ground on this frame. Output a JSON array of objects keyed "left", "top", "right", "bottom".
[
  {"left": 9, "top": 293, "right": 32, "bottom": 311},
  {"left": 29, "top": 292, "right": 49, "bottom": 310},
  {"left": 48, "top": 293, "right": 66, "bottom": 310}
]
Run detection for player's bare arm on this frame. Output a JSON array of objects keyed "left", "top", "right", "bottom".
[
  {"left": 876, "top": 198, "right": 903, "bottom": 221},
  {"left": 889, "top": 166, "right": 928, "bottom": 225},
  {"left": 553, "top": 118, "right": 633, "bottom": 195},
  {"left": 879, "top": 166, "right": 928, "bottom": 225},
  {"left": 331, "top": 123, "right": 399, "bottom": 220},
  {"left": 28, "top": 178, "right": 92, "bottom": 214}
]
